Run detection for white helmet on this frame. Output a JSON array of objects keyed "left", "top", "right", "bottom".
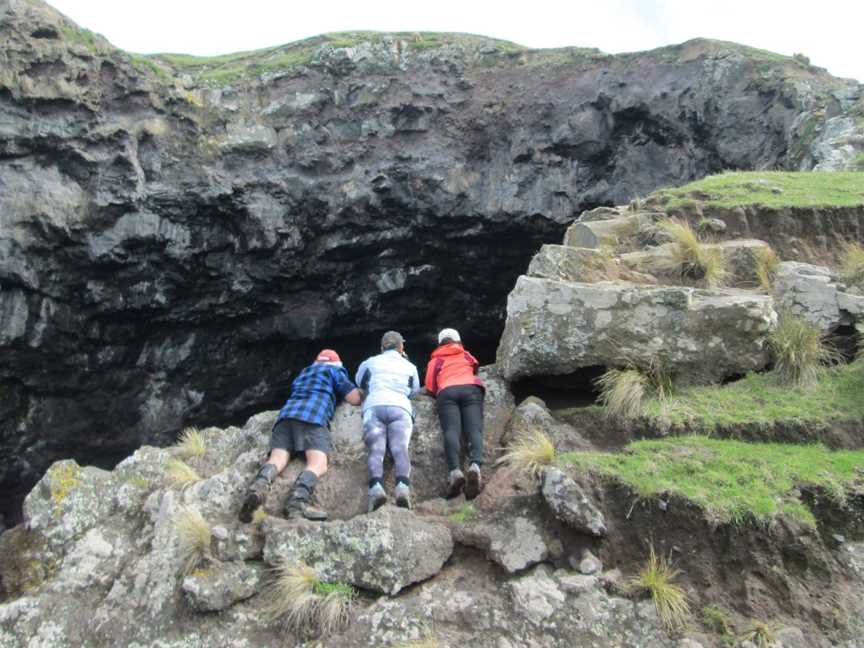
[{"left": 438, "top": 328, "right": 461, "bottom": 344}]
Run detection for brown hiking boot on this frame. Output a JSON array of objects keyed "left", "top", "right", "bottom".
[
  {"left": 446, "top": 469, "right": 465, "bottom": 499},
  {"left": 465, "top": 463, "right": 482, "bottom": 501},
  {"left": 285, "top": 497, "right": 329, "bottom": 521}
]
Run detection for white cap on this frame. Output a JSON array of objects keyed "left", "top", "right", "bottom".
[{"left": 438, "top": 328, "right": 461, "bottom": 344}]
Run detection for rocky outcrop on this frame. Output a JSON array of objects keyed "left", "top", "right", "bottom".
[
  {"left": 2, "top": 0, "right": 863, "bottom": 519},
  {"left": 773, "top": 261, "right": 864, "bottom": 333},
  {"left": 497, "top": 276, "right": 776, "bottom": 383},
  {"left": 542, "top": 468, "right": 607, "bottom": 537},
  {"left": 264, "top": 507, "right": 453, "bottom": 595}
]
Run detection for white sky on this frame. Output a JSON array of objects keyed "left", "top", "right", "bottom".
[{"left": 45, "top": 0, "right": 864, "bottom": 82}]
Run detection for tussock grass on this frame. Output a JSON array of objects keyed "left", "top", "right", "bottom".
[
  {"left": 165, "top": 458, "right": 201, "bottom": 487},
  {"left": 174, "top": 507, "right": 213, "bottom": 575},
  {"left": 596, "top": 357, "right": 672, "bottom": 419},
  {"left": 841, "top": 241, "right": 864, "bottom": 289},
  {"left": 596, "top": 368, "right": 649, "bottom": 419},
  {"left": 701, "top": 604, "right": 734, "bottom": 636},
  {"left": 262, "top": 561, "right": 353, "bottom": 635},
  {"left": 173, "top": 427, "right": 206, "bottom": 459},
  {"left": 741, "top": 620, "right": 778, "bottom": 648},
  {"left": 252, "top": 508, "right": 269, "bottom": 525},
  {"left": 560, "top": 436, "right": 864, "bottom": 526},
  {"left": 496, "top": 427, "right": 556, "bottom": 480},
  {"left": 628, "top": 546, "right": 690, "bottom": 633},
  {"left": 753, "top": 246, "right": 780, "bottom": 291},
  {"left": 768, "top": 312, "right": 840, "bottom": 386},
  {"left": 659, "top": 218, "right": 728, "bottom": 287}
]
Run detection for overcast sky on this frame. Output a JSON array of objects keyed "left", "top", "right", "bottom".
[{"left": 45, "top": 0, "right": 863, "bottom": 82}]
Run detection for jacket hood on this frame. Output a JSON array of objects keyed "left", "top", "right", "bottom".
[{"left": 431, "top": 342, "right": 465, "bottom": 358}]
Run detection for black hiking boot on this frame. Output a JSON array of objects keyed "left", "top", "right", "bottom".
[
  {"left": 285, "top": 498, "right": 329, "bottom": 521},
  {"left": 239, "top": 491, "right": 263, "bottom": 524}
]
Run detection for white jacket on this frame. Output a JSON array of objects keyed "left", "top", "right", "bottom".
[{"left": 355, "top": 350, "right": 420, "bottom": 415}]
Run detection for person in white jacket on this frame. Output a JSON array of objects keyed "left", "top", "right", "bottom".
[{"left": 355, "top": 330, "right": 420, "bottom": 512}]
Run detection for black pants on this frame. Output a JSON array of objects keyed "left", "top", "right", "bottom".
[{"left": 437, "top": 384, "right": 484, "bottom": 471}]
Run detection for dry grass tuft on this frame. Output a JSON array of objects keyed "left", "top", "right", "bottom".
[
  {"left": 660, "top": 218, "right": 728, "bottom": 287},
  {"left": 261, "top": 561, "right": 353, "bottom": 636},
  {"left": 628, "top": 546, "right": 691, "bottom": 633},
  {"left": 252, "top": 508, "right": 269, "bottom": 525},
  {"left": 740, "top": 620, "right": 778, "bottom": 648},
  {"left": 165, "top": 458, "right": 201, "bottom": 487},
  {"left": 389, "top": 637, "right": 440, "bottom": 648},
  {"left": 769, "top": 311, "right": 840, "bottom": 386},
  {"left": 173, "top": 427, "right": 206, "bottom": 459},
  {"left": 174, "top": 507, "right": 213, "bottom": 575},
  {"left": 753, "top": 247, "right": 780, "bottom": 291},
  {"left": 496, "top": 427, "right": 556, "bottom": 480},
  {"left": 596, "top": 368, "right": 649, "bottom": 419},
  {"left": 841, "top": 241, "right": 864, "bottom": 289}
]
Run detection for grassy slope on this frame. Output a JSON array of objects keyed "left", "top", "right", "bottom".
[
  {"left": 560, "top": 436, "right": 864, "bottom": 526},
  {"left": 644, "top": 362, "right": 864, "bottom": 428},
  {"left": 651, "top": 171, "right": 864, "bottom": 209}
]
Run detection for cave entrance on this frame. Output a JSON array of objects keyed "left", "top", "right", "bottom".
[
  {"left": 512, "top": 365, "right": 606, "bottom": 411},
  {"left": 827, "top": 323, "right": 859, "bottom": 362}
]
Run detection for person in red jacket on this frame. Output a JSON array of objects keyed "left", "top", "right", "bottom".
[{"left": 424, "top": 328, "right": 485, "bottom": 499}]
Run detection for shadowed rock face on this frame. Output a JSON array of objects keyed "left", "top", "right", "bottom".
[{"left": 1, "top": 0, "right": 861, "bottom": 520}]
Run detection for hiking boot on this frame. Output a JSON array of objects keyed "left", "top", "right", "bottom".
[
  {"left": 465, "top": 463, "right": 482, "bottom": 500},
  {"left": 394, "top": 482, "right": 412, "bottom": 509},
  {"left": 446, "top": 469, "right": 465, "bottom": 499},
  {"left": 285, "top": 498, "right": 329, "bottom": 521},
  {"left": 238, "top": 491, "right": 263, "bottom": 524},
  {"left": 238, "top": 463, "right": 278, "bottom": 523},
  {"left": 367, "top": 483, "right": 387, "bottom": 513}
]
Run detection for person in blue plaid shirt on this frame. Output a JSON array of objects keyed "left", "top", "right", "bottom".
[{"left": 239, "top": 348, "right": 361, "bottom": 522}]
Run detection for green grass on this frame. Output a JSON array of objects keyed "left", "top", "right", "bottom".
[
  {"left": 853, "top": 152, "right": 864, "bottom": 171},
  {"left": 448, "top": 503, "right": 476, "bottom": 524},
  {"left": 652, "top": 171, "right": 864, "bottom": 209},
  {"left": 59, "top": 24, "right": 99, "bottom": 53},
  {"left": 643, "top": 362, "right": 864, "bottom": 428},
  {"left": 560, "top": 436, "right": 864, "bottom": 526}
]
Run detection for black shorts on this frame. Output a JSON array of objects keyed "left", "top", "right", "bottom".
[{"left": 270, "top": 418, "right": 332, "bottom": 457}]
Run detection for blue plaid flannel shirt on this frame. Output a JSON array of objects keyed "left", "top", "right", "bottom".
[{"left": 276, "top": 363, "right": 356, "bottom": 428}]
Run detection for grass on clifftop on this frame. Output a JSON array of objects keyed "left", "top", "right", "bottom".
[
  {"left": 560, "top": 436, "right": 864, "bottom": 526},
  {"left": 652, "top": 171, "right": 864, "bottom": 209},
  {"left": 643, "top": 361, "right": 864, "bottom": 428}
]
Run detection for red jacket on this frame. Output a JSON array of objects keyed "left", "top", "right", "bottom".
[{"left": 424, "top": 343, "right": 484, "bottom": 396}]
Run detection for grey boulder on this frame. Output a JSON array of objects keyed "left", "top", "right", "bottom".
[
  {"left": 542, "top": 468, "right": 607, "bottom": 537},
  {"left": 263, "top": 506, "right": 453, "bottom": 595}
]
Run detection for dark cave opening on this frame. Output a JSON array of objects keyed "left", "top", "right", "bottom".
[{"left": 512, "top": 366, "right": 607, "bottom": 410}]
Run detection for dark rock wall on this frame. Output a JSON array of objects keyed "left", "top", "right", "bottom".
[{"left": 0, "top": 0, "right": 860, "bottom": 520}]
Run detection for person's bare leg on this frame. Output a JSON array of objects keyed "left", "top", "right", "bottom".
[
  {"left": 265, "top": 448, "right": 290, "bottom": 474},
  {"left": 304, "top": 449, "right": 328, "bottom": 477}
]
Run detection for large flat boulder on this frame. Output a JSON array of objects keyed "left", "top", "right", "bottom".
[
  {"left": 496, "top": 276, "right": 776, "bottom": 384},
  {"left": 262, "top": 506, "right": 453, "bottom": 595}
]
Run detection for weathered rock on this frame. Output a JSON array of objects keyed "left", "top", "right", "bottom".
[
  {"left": 578, "top": 549, "right": 603, "bottom": 575},
  {"left": 529, "top": 244, "right": 658, "bottom": 284},
  {"left": 452, "top": 495, "right": 552, "bottom": 573},
  {"left": 773, "top": 261, "right": 864, "bottom": 332},
  {"left": 181, "top": 562, "right": 264, "bottom": 612},
  {"left": 619, "top": 239, "right": 772, "bottom": 286},
  {"left": 542, "top": 468, "right": 607, "bottom": 537},
  {"left": 504, "top": 397, "right": 592, "bottom": 454},
  {"left": 263, "top": 506, "right": 453, "bottom": 595},
  {"left": 497, "top": 276, "right": 776, "bottom": 384},
  {"left": 508, "top": 564, "right": 567, "bottom": 624},
  {"left": 564, "top": 213, "right": 651, "bottom": 250}
]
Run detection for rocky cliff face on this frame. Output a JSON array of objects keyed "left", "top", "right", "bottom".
[{"left": 1, "top": 0, "right": 862, "bottom": 522}]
